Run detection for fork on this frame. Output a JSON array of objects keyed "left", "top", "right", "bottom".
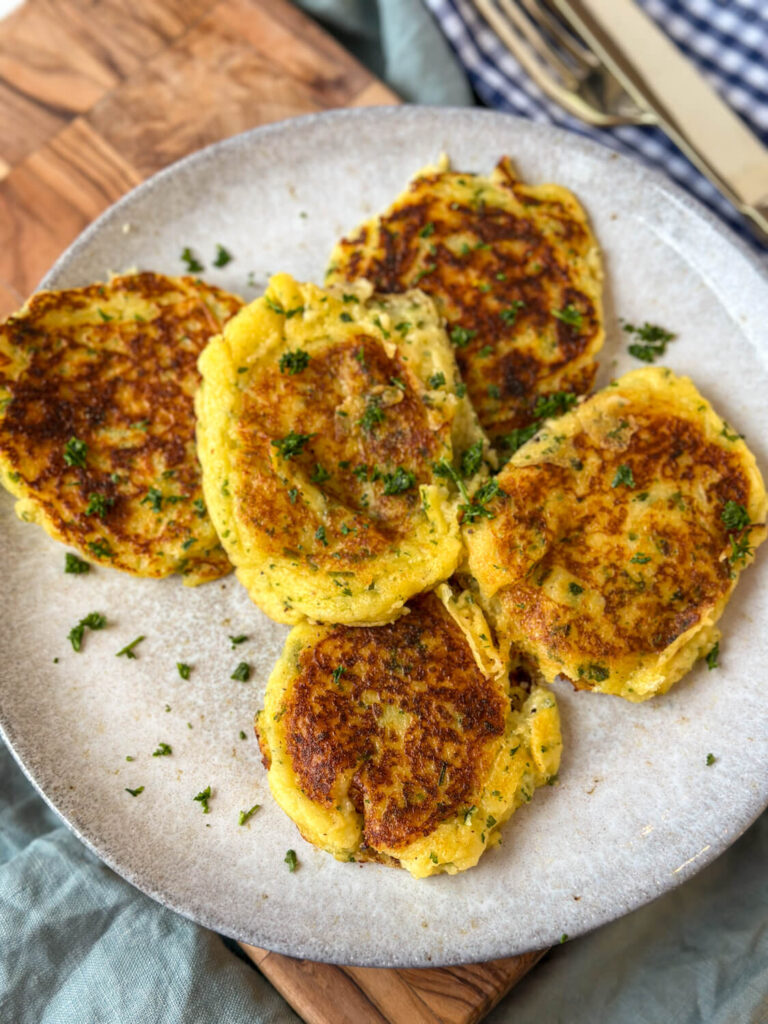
[{"left": 471, "top": 0, "right": 655, "bottom": 127}]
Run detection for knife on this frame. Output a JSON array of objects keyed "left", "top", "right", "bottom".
[{"left": 552, "top": 0, "right": 768, "bottom": 244}]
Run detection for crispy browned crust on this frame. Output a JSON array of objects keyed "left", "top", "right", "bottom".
[
  {"left": 329, "top": 158, "right": 602, "bottom": 443},
  {"left": 282, "top": 592, "right": 507, "bottom": 852},
  {"left": 0, "top": 272, "right": 241, "bottom": 580},
  {"left": 475, "top": 405, "right": 758, "bottom": 677},
  {"left": 236, "top": 335, "right": 446, "bottom": 569}
]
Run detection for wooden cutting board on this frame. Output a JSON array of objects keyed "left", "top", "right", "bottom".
[{"left": 0, "top": 1, "right": 547, "bottom": 1020}]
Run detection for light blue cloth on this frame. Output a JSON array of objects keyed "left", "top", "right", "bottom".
[
  {"left": 2, "top": 3, "right": 767, "bottom": 1022},
  {"left": 297, "top": 0, "right": 473, "bottom": 104}
]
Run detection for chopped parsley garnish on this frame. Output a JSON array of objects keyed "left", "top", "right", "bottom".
[
  {"left": 213, "top": 244, "right": 233, "bottom": 267},
  {"left": 87, "top": 539, "right": 113, "bottom": 559},
  {"left": 560, "top": 933, "right": 569, "bottom": 944},
  {"left": 140, "top": 487, "right": 163, "bottom": 513},
  {"left": 487, "top": 384, "right": 500, "bottom": 399},
  {"left": 499, "top": 392, "right": 578, "bottom": 457},
  {"left": 152, "top": 742, "right": 172, "bottom": 757},
  {"left": 125, "top": 786, "right": 144, "bottom": 797},
  {"left": 434, "top": 459, "right": 503, "bottom": 521},
  {"left": 382, "top": 466, "right": 416, "bottom": 495},
  {"left": 358, "top": 397, "right": 385, "bottom": 434},
  {"left": 463, "top": 806, "right": 476, "bottom": 825},
  {"left": 97, "top": 308, "right": 113, "bottom": 322},
  {"left": 449, "top": 325, "right": 477, "bottom": 348},
  {"left": 568, "top": 582, "right": 583, "bottom": 595},
  {"left": 65, "top": 552, "right": 90, "bottom": 574},
  {"left": 264, "top": 296, "right": 304, "bottom": 318},
  {"left": 193, "top": 786, "right": 211, "bottom": 813},
  {"left": 552, "top": 304, "right": 583, "bottom": 329},
  {"left": 721, "top": 423, "right": 743, "bottom": 442},
  {"left": 629, "top": 553, "right": 651, "bottom": 564},
  {"left": 342, "top": 293, "right": 359, "bottom": 304},
  {"left": 623, "top": 320, "right": 675, "bottom": 362},
  {"left": 63, "top": 436, "right": 87, "bottom": 468},
  {"left": 284, "top": 849, "right": 298, "bottom": 872},
  {"left": 721, "top": 501, "right": 750, "bottom": 532},
  {"left": 230, "top": 662, "right": 251, "bottom": 682},
  {"left": 464, "top": 478, "right": 506, "bottom": 522},
  {"left": 315, "top": 525, "right": 328, "bottom": 546},
  {"left": 279, "top": 349, "right": 310, "bottom": 374},
  {"left": 579, "top": 663, "right": 610, "bottom": 682},
  {"left": 271, "top": 431, "right": 313, "bottom": 459},
  {"left": 288, "top": 487, "right": 299, "bottom": 504},
  {"left": 455, "top": 382, "right": 467, "bottom": 397},
  {"left": 533, "top": 391, "right": 578, "bottom": 420},
  {"left": 68, "top": 612, "right": 106, "bottom": 652},
  {"left": 177, "top": 662, "right": 191, "bottom": 680},
  {"left": 193, "top": 498, "right": 206, "bottom": 518},
  {"left": 390, "top": 376, "right": 405, "bottom": 391},
  {"left": 478, "top": 345, "right": 493, "bottom": 357},
  {"left": 372, "top": 315, "right": 390, "bottom": 338},
  {"left": 706, "top": 753, "right": 716, "bottom": 766},
  {"left": 117, "top": 636, "right": 145, "bottom": 659},
  {"left": 429, "top": 852, "right": 438, "bottom": 864},
  {"left": 310, "top": 463, "right": 331, "bottom": 484},
  {"left": 332, "top": 665, "right": 345, "bottom": 684},
  {"left": 229, "top": 635, "right": 248, "bottom": 648},
  {"left": 238, "top": 804, "right": 261, "bottom": 826},
  {"left": 611, "top": 464, "right": 635, "bottom": 489},
  {"left": 460, "top": 440, "right": 484, "bottom": 479},
  {"left": 438, "top": 762, "right": 447, "bottom": 786},
  {"left": 705, "top": 642, "right": 719, "bottom": 671},
  {"left": 181, "top": 247, "right": 204, "bottom": 272},
  {"left": 427, "top": 372, "right": 445, "bottom": 389},
  {"left": 419, "top": 222, "right": 435, "bottom": 238},
  {"left": 729, "top": 533, "right": 753, "bottom": 565},
  {"left": 499, "top": 300, "right": 525, "bottom": 326},
  {"left": 239, "top": 730, "right": 247, "bottom": 740},
  {"left": 500, "top": 423, "right": 538, "bottom": 455},
  {"left": 339, "top": 311, "right": 353, "bottom": 322},
  {"left": 413, "top": 263, "right": 436, "bottom": 284},
  {"left": 86, "top": 492, "right": 114, "bottom": 519}
]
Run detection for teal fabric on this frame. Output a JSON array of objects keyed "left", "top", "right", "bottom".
[
  {"left": 0, "top": 745, "right": 300, "bottom": 1024},
  {"left": 3, "top": 738, "right": 767, "bottom": 1023},
  {"left": 2, "top": 3, "right": 766, "bottom": 1022},
  {"left": 296, "top": 0, "right": 473, "bottom": 104}
]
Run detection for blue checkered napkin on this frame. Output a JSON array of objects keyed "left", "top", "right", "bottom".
[{"left": 423, "top": 0, "right": 768, "bottom": 250}]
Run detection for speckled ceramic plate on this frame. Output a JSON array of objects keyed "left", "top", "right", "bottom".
[{"left": 2, "top": 108, "right": 767, "bottom": 968}]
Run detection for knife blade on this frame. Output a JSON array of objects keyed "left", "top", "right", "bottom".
[{"left": 552, "top": 0, "right": 768, "bottom": 243}]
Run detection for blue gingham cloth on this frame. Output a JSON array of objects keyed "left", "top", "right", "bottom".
[{"left": 424, "top": 0, "right": 768, "bottom": 249}]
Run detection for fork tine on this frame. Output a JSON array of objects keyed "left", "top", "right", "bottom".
[
  {"left": 495, "top": 0, "right": 579, "bottom": 87},
  {"left": 520, "top": 0, "right": 600, "bottom": 70},
  {"left": 471, "top": 0, "right": 643, "bottom": 126}
]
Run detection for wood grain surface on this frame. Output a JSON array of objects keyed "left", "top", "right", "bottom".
[{"left": 1, "top": 2, "right": 547, "bottom": 1020}]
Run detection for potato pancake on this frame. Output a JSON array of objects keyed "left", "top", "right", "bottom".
[
  {"left": 465, "top": 367, "right": 767, "bottom": 701},
  {"left": 255, "top": 584, "right": 561, "bottom": 878},
  {"left": 196, "top": 273, "right": 492, "bottom": 625},
  {"left": 0, "top": 272, "right": 241, "bottom": 583},
  {"left": 327, "top": 156, "right": 603, "bottom": 448}
]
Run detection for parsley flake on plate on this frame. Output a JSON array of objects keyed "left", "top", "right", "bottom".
[
  {"left": 68, "top": 612, "right": 106, "bottom": 652},
  {"left": 238, "top": 804, "right": 261, "bottom": 826},
  {"left": 193, "top": 786, "right": 211, "bottom": 813},
  {"left": 231, "top": 662, "right": 251, "bottom": 682},
  {"left": 65, "top": 552, "right": 90, "bottom": 575},
  {"left": 116, "top": 635, "right": 145, "bottom": 659}
]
